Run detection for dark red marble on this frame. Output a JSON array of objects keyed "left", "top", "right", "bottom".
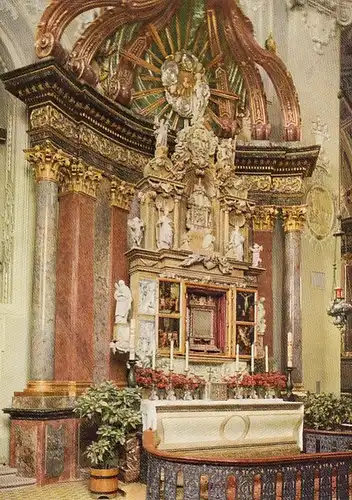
[
  {"left": 9, "top": 418, "right": 79, "bottom": 486},
  {"left": 109, "top": 206, "right": 129, "bottom": 386},
  {"left": 55, "top": 193, "right": 95, "bottom": 381},
  {"left": 254, "top": 231, "right": 273, "bottom": 355}
]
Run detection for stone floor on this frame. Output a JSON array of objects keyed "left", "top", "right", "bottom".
[{"left": 0, "top": 481, "right": 147, "bottom": 500}]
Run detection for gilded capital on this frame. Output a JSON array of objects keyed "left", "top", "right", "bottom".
[
  {"left": 110, "top": 178, "right": 135, "bottom": 211},
  {"left": 282, "top": 205, "right": 307, "bottom": 232},
  {"left": 59, "top": 160, "right": 102, "bottom": 198},
  {"left": 25, "top": 140, "right": 71, "bottom": 182},
  {"left": 253, "top": 206, "right": 278, "bottom": 231}
]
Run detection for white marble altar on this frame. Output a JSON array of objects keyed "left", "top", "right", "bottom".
[{"left": 141, "top": 399, "right": 303, "bottom": 457}]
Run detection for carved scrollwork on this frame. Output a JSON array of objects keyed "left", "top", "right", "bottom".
[
  {"left": 271, "top": 176, "right": 303, "bottom": 194},
  {"left": 245, "top": 175, "right": 272, "bottom": 192},
  {"left": 144, "top": 146, "right": 185, "bottom": 182},
  {"left": 252, "top": 206, "right": 278, "bottom": 232},
  {"left": 110, "top": 178, "right": 135, "bottom": 211},
  {"left": 282, "top": 205, "right": 307, "bottom": 232},
  {"left": 59, "top": 160, "right": 102, "bottom": 198},
  {"left": 25, "top": 140, "right": 71, "bottom": 182}
]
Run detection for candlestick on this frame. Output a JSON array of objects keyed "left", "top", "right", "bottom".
[
  {"left": 166, "top": 369, "right": 176, "bottom": 400},
  {"left": 127, "top": 359, "right": 137, "bottom": 388},
  {"left": 235, "top": 344, "right": 240, "bottom": 372},
  {"left": 185, "top": 338, "right": 189, "bottom": 371},
  {"left": 265, "top": 346, "right": 269, "bottom": 373},
  {"left": 169, "top": 337, "right": 174, "bottom": 371},
  {"left": 287, "top": 331, "right": 293, "bottom": 368},
  {"left": 251, "top": 344, "right": 255, "bottom": 373},
  {"left": 285, "top": 367, "right": 295, "bottom": 401}
]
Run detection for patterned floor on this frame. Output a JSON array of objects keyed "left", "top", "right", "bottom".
[{"left": 0, "top": 481, "right": 146, "bottom": 500}]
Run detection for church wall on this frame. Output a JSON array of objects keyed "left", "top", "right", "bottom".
[{"left": 286, "top": 9, "right": 341, "bottom": 393}]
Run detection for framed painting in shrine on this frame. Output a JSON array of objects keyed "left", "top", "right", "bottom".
[
  {"left": 186, "top": 284, "right": 230, "bottom": 357},
  {"left": 235, "top": 288, "right": 257, "bottom": 356},
  {"left": 157, "top": 279, "right": 182, "bottom": 353}
]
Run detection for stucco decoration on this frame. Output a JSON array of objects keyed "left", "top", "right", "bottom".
[{"left": 306, "top": 185, "right": 335, "bottom": 240}]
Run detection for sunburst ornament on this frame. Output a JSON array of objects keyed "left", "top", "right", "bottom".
[{"left": 161, "top": 50, "right": 210, "bottom": 120}]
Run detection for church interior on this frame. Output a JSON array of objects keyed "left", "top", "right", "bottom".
[{"left": 0, "top": 0, "right": 352, "bottom": 498}]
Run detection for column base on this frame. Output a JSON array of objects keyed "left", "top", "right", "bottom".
[{"left": 3, "top": 381, "right": 90, "bottom": 486}]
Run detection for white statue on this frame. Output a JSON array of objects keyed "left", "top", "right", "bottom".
[
  {"left": 250, "top": 243, "right": 263, "bottom": 267},
  {"left": 257, "top": 297, "right": 266, "bottom": 335},
  {"left": 192, "top": 72, "right": 210, "bottom": 122},
  {"left": 229, "top": 226, "right": 245, "bottom": 261},
  {"left": 114, "top": 280, "right": 132, "bottom": 324},
  {"left": 128, "top": 217, "right": 145, "bottom": 248},
  {"left": 156, "top": 208, "right": 173, "bottom": 249},
  {"left": 154, "top": 116, "right": 169, "bottom": 149},
  {"left": 202, "top": 231, "right": 215, "bottom": 252}
]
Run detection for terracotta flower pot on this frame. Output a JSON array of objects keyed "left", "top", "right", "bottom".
[{"left": 89, "top": 467, "right": 119, "bottom": 496}]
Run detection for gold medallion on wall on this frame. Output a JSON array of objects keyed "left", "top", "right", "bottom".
[{"left": 305, "top": 184, "right": 335, "bottom": 240}]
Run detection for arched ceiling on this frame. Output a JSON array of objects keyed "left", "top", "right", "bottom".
[{"left": 35, "top": 0, "right": 301, "bottom": 141}]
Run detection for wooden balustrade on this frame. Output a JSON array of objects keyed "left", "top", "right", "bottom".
[{"left": 143, "top": 430, "right": 352, "bottom": 499}]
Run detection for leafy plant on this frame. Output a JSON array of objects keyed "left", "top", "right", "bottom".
[
  {"left": 303, "top": 392, "right": 352, "bottom": 431},
  {"left": 74, "top": 381, "right": 142, "bottom": 468}
]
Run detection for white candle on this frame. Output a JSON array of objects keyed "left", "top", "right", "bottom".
[
  {"left": 185, "top": 338, "right": 189, "bottom": 371},
  {"left": 129, "top": 320, "right": 135, "bottom": 361},
  {"left": 251, "top": 344, "right": 255, "bottom": 373},
  {"left": 152, "top": 343, "right": 156, "bottom": 370},
  {"left": 235, "top": 344, "right": 240, "bottom": 372},
  {"left": 265, "top": 346, "right": 269, "bottom": 373},
  {"left": 170, "top": 338, "right": 174, "bottom": 371},
  {"left": 287, "top": 331, "right": 293, "bottom": 368}
]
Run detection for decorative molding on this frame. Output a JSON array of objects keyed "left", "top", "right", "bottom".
[
  {"left": 59, "top": 160, "right": 102, "bottom": 198},
  {"left": 239, "top": 0, "right": 267, "bottom": 12},
  {"left": 110, "top": 178, "right": 135, "bottom": 211},
  {"left": 25, "top": 140, "right": 71, "bottom": 182},
  {"left": 252, "top": 206, "right": 278, "bottom": 232},
  {"left": 282, "top": 205, "right": 308, "bottom": 232},
  {"left": 0, "top": 0, "right": 19, "bottom": 20}
]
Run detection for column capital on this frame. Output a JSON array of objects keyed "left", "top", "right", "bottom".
[
  {"left": 282, "top": 205, "right": 307, "bottom": 232},
  {"left": 59, "top": 159, "right": 103, "bottom": 198},
  {"left": 253, "top": 206, "right": 278, "bottom": 231},
  {"left": 110, "top": 178, "right": 135, "bottom": 211},
  {"left": 25, "top": 140, "right": 71, "bottom": 182}
]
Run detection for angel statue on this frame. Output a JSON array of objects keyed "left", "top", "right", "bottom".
[
  {"left": 250, "top": 243, "right": 263, "bottom": 268},
  {"left": 229, "top": 226, "right": 245, "bottom": 261},
  {"left": 154, "top": 116, "right": 169, "bottom": 149}
]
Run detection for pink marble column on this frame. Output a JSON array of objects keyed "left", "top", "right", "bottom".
[
  {"left": 282, "top": 206, "right": 307, "bottom": 388},
  {"left": 55, "top": 162, "right": 102, "bottom": 382}
]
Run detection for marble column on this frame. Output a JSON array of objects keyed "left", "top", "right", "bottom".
[
  {"left": 108, "top": 179, "right": 135, "bottom": 384},
  {"left": 25, "top": 142, "right": 71, "bottom": 381},
  {"left": 55, "top": 161, "right": 102, "bottom": 382},
  {"left": 282, "top": 205, "right": 307, "bottom": 387},
  {"left": 252, "top": 206, "right": 278, "bottom": 357}
]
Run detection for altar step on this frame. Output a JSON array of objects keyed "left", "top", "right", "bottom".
[{"left": 0, "top": 465, "right": 36, "bottom": 491}]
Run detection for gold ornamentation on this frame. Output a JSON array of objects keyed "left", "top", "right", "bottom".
[
  {"left": 265, "top": 33, "right": 277, "bottom": 54},
  {"left": 282, "top": 205, "right": 307, "bottom": 232},
  {"left": 253, "top": 206, "right": 278, "bottom": 232},
  {"left": 221, "top": 197, "right": 256, "bottom": 219},
  {"left": 25, "top": 140, "right": 71, "bottom": 182},
  {"left": 110, "top": 178, "right": 135, "bottom": 211},
  {"left": 59, "top": 160, "right": 102, "bottom": 198},
  {"left": 305, "top": 185, "right": 334, "bottom": 240},
  {"left": 272, "top": 176, "right": 303, "bottom": 194},
  {"left": 144, "top": 146, "right": 184, "bottom": 181},
  {"left": 245, "top": 175, "right": 272, "bottom": 192}
]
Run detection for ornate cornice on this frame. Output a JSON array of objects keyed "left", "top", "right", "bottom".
[
  {"left": 110, "top": 178, "right": 135, "bottom": 211},
  {"left": 287, "top": 0, "right": 352, "bottom": 26},
  {"left": 253, "top": 206, "right": 279, "bottom": 232},
  {"left": 59, "top": 160, "right": 102, "bottom": 198},
  {"left": 282, "top": 205, "right": 308, "bottom": 232},
  {"left": 25, "top": 140, "right": 71, "bottom": 182}
]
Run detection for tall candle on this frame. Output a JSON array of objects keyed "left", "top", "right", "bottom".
[
  {"left": 185, "top": 338, "right": 189, "bottom": 371},
  {"left": 235, "top": 344, "right": 240, "bottom": 372},
  {"left": 169, "top": 338, "right": 174, "bottom": 371},
  {"left": 265, "top": 346, "right": 269, "bottom": 373},
  {"left": 152, "top": 342, "right": 156, "bottom": 370},
  {"left": 287, "top": 331, "right": 293, "bottom": 368},
  {"left": 129, "top": 320, "right": 135, "bottom": 361},
  {"left": 251, "top": 344, "right": 255, "bottom": 373}
]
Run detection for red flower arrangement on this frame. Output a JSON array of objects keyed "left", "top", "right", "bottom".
[
  {"left": 135, "top": 367, "right": 206, "bottom": 391},
  {"left": 223, "top": 372, "right": 287, "bottom": 390}
]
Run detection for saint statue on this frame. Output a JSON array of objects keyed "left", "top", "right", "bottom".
[
  {"left": 250, "top": 243, "right": 263, "bottom": 268},
  {"left": 156, "top": 208, "right": 173, "bottom": 250},
  {"left": 191, "top": 72, "right": 210, "bottom": 122},
  {"left": 114, "top": 280, "right": 132, "bottom": 324},
  {"left": 128, "top": 217, "right": 145, "bottom": 248},
  {"left": 257, "top": 297, "right": 266, "bottom": 335},
  {"left": 229, "top": 226, "right": 245, "bottom": 261},
  {"left": 154, "top": 116, "right": 169, "bottom": 149}
]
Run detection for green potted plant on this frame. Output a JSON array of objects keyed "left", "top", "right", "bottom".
[{"left": 74, "top": 381, "right": 142, "bottom": 495}]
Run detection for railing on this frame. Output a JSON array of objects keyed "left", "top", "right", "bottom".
[
  {"left": 304, "top": 428, "right": 352, "bottom": 454},
  {"left": 143, "top": 430, "right": 352, "bottom": 500}
]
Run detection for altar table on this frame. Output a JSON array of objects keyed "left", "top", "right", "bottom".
[{"left": 141, "top": 399, "right": 304, "bottom": 458}]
